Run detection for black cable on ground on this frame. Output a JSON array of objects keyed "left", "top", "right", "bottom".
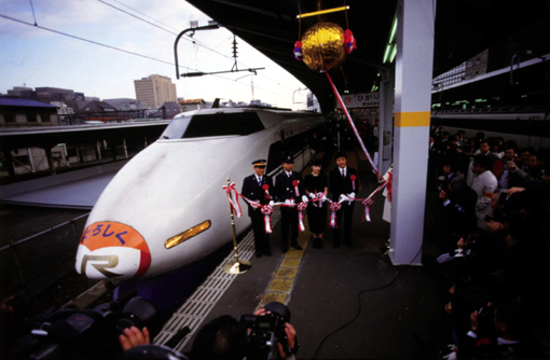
[{"left": 311, "top": 244, "right": 423, "bottom": 359}]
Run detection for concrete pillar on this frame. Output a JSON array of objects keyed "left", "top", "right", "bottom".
[
  {"left": 389, "top": 0, "right": 435, "bottom": 266},
  {"left": 378, "top": 69, "right": 395, "bottom": 173},
  {"left": 45, "top": 147, "right": 56, "bottom": 175},
  {"left": 123, "top": 138, "right": 128, "bottom": 159}
]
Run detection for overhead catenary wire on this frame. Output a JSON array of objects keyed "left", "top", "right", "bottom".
[
  {"left": 98, "top": 0, "right": 298, "bottom": 92},
  {"left": 0, "top": 13, "right": 294, "bottom": 102}
]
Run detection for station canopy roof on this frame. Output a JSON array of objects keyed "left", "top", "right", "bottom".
[{"left": 184, "top": 0, "right": 549, "bottom": 113}]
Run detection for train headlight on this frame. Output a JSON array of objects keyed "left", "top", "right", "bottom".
[{"left": 165, "top": 220, "right": 211, "bottom": 249}]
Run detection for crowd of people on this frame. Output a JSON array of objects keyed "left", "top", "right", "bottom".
[{"left": 428, "top": 126, "right": 550, "bottom": 359}]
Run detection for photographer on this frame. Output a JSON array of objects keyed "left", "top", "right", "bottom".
[
  {"left": 190, "top": 303, "right": 299, "bottom": 360},
  {"left": 457, "top": 297, "right": 543, "bottom": 359}
]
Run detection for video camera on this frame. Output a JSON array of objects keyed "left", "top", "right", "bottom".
[
  {"left": 238, "top": 301, "right": 298, "bottom": 360},
  {"left": 10, "top": 290, "right": 161, "bottom": 359}
]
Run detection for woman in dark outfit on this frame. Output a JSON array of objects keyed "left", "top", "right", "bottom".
[{"left": 304, "top": 158, "right": 328, "bottom": 249}]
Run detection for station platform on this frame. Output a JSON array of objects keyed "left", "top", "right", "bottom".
[{"left": 152, "top": 149, "right": 448, "bottom": 359}]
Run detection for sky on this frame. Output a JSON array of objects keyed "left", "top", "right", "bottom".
[{"left": 0, "top": 0, "right": 310, "bottom": 110}]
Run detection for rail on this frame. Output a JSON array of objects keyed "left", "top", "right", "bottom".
[{"left": 0, "top": 212, "right": 90, "bottom": 300}]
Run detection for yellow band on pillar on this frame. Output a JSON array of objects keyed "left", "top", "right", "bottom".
[{"left": 394, "top": 111, "right": 430, "bottom": 127}]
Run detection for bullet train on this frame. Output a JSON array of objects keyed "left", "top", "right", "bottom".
[{"left": 75, "top": 107, "right": 326, "bottom": 280}]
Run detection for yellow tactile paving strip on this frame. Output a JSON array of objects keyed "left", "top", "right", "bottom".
[{"left": 258, "top": 224, "right": 310, "bottom": 309}]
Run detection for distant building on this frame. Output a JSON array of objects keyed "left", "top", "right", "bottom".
[
  {"left": 104, "top": 98, "right": 148, "bottom": 111},
  {"left": 134, "top": 75, "right": 177, "bottom": 109},
  {"left": 2, "top": 86, "right": 87, "bottom": 114},
  {"left": 0, "top": 98, "right": 59, "bottom": 127},
  {"left": 150, "top": 101, "right": 181, "bottom": 119},
  {"left": 178, "top": 99, "right": 205, "bottom": 112}
]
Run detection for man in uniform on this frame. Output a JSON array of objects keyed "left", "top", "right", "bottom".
[
  {"left": 329, "top": 151, "right": 358, "bottom": 248},
  {"left": 241, "top": 159, "right": 273, "bottom": 257},
  {"left": 275, "top": 154, "right": 304, "bottom": 253}
]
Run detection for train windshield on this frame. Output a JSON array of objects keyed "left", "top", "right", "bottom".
[{"left": 160, "top": 112, "right": 265, "bottom": 139}]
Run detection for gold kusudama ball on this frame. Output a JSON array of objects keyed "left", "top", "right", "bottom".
[{"left": 302, "top": 22, "right": 345, "bottom": 72}]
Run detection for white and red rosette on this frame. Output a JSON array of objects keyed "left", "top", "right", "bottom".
[
  {"left": 292, "top": 180, "right": 300, "bottom": 197},
  {"left": 350, "top": 174, "right": 357, "bottom": 191},
  {"left": 261, "top": 204, "right": 274, "bottom": 233},
  {"left": 262, "top": 183, "right": 271, "bottom": 200},
  {"left": 297, "top": 200, "right": 308, "bottom": 232},
  {"left": 222, "top": 182, "right": 242, "bottom": 218},
  {"left": 362, "top": 198, "right": 374, "bottom": 222},
  {"left": 329, "top": 202, "right": 342, "bottom": 229}
]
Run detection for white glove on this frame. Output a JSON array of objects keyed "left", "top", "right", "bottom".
[
  {"left": 338, "top": 194, "right": 347, "bottom": 203},
  {"left": 285, "top": 199, "right": 292, "bottom": 204},
  {"left": 320, "top": 193, "right": 328, "bottom": 202},
  {"left": 345, "top": 193, "right": 355, "bottom": 205},
  {"left": 302, "top": 195, "right": 308, "bottom": 203},
  {"left": 437, "top": 253, "right": 453, "bottom": 263},
  {"left": 269, "top": 200, "right": 274, "bottom": 206},
  {"left": 308, "top": 193, "right": 316, "bottom": 199}
]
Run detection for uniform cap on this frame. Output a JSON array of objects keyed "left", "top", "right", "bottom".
[
  {"left": 282, "top": 155, "right": 294, "bottom": 164},
  {"left": 252, "top": 159, "right": 267, "bottom": 167}
]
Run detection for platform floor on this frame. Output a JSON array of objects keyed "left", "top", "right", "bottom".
[{"left": 162, "top": 149, "right": 449, "bottom": 359}]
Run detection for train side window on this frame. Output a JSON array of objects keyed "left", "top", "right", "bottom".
[{"left": 183, "top": 112, "right": 265, "bottom": 138}]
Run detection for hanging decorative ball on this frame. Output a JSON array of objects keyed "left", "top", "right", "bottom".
[{"left": 301, "top": 22, "right": 346, "bottom": 72}]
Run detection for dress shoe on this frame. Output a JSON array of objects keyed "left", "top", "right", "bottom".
[
  {"left": 255, "top": 250, "right": 262, "bottom": 258},
  {"left": 264, "top": 248, "right": 272, "bottom": 256},
  {"left": 281, "top": 246, "right": 288, "bottom": 253},
  {"left": 344, "top": 240, "right": 352, "bottom": 248},
  {"left": 317, "top": 239, "right": 323, "bottom": 249},
  {"left": 291, "top": 243, "right": 303, "bottom": 250},
  {"left": 333, "top": 241, "right": 340, "bottom": 249}
]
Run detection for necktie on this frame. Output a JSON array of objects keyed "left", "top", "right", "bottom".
[
  {"left": 258, "top": 176, "right": 262, "bottom": 186},
  {"left": 341, "top": 169, "right": 345, "bottom": 178}
]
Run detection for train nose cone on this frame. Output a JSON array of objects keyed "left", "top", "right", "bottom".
[{"left": 75, "top": 221, "right": 151, "bottom": 280}]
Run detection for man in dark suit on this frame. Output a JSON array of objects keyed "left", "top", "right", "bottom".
[
  {"left": 328, "top": 151, "right": 358, "bottom": 248},
  {"left": 275, "top": 154, "right": 304, "bottom": 253},
  {"left": 241, "top": 159, "right": 273, "bottom": 257}
]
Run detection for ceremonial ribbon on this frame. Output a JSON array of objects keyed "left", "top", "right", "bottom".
[
  {"left": 261, "top": 204, "right": 274, "bottom": 233},
  {"left": 350, "top": 174, "right": 357, "bottom": 191},
  {"left": 329, "top": 201, "right": 342, "bottom": 229},
  {"left": 325, "top": 71, "right": 380, "bottom": 177},
  {"left": 297, "top": 200, "right": 308, "bottom": 232},
  {"left": 292, "top": 180, "right": 300, "bottom": 197},
  {"left": 223, "top": 182, "right": 242, "bottom": 218}
]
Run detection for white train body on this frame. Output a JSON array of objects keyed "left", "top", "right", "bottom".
[{"left": 75, "top": 107, "right": 325, "bottom": 280}]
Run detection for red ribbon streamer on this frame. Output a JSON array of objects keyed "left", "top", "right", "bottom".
[
  {"left": 329, "top": 202, "right": 342, "bottom": 229},
  {"left": 297, "top": 200, "right": 308, "bottom": 232},
  {"left": 325, "top": 71, "right": 380, "bottom": 177},
  {"left": 362, "top": 198, "right": 374, "bottom": 222},
  {"left": 261, "top": 205, "right": 274, "bottom": 233}
]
